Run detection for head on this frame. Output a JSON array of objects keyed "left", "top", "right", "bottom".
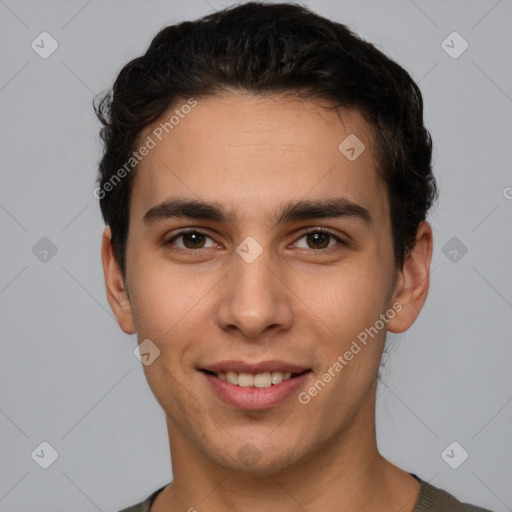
[{"left": 96, "top": 2, "right": 437, "bottom": 475}]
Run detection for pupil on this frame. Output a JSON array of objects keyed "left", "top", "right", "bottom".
[
  {"left": 308, "top": 232, "right": 329, "bottom": 249},
  {"left": 184, "top": 232, "right": 205, "bottom": 248}
]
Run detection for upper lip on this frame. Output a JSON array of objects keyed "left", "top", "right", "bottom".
[{"left": 200, "top": 360, "right": 310, "bottom": 374}]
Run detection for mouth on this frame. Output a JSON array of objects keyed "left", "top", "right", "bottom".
[
  {"left": 200, "top": 369, "right": 310, "bottom": 388},
  {"left": 199, "top": 363, "right": 313, "bottom": 410}
]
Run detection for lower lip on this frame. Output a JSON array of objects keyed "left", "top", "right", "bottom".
[{"left": 201, "top": 371, "right": 312, "bottom": 411}]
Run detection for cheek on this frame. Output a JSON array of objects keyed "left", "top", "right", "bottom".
[
  {"left": 301, "top": 261, "right": 390, "bottom": 339},
  {"left": 127, "top": 255, "right": 217, "bottom": 344}
]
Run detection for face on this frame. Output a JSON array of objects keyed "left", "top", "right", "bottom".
[{"left": 103, "top": 92, "right": 431, "bottom": 475}]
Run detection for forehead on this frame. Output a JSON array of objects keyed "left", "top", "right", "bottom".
[{"left": 132, "top": 92, "right": 388, "bottom": 224}]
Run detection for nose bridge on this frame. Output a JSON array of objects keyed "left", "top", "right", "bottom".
[
  {"left": 216, "top": 239, "right": 292, "bottom": 338},
  {"left": 234, "top": 245, "right": 275, "bottom": 299}
]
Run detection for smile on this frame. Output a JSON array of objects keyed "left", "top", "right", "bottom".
[
  {"left": 200, "top": 368, "right": 313, "bottom": 410},
  {"left": 202, "top": 369, "right": 304, "bottom": 388}
]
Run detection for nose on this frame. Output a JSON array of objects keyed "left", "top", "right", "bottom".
[{"left": 215, "top": 246, "right": 293, "bottom": 340}]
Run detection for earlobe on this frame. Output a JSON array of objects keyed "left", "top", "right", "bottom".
[
  {"left": 101, "top": 227, "right": 136, "bottom": 334},
  {"left": 387, "top": 221, "right": 433, "bottom": 334}
]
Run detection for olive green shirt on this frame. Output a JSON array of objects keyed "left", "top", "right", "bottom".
[{"left": 118, "top": 474, "right": 494, "bottom": 511}]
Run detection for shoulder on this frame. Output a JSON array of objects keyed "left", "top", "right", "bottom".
[
  {"left": 116, "top": 478, "right": 495, "bottom": 512},
  {"left": 116, "top": 484, "right": 167, "bottom": 512},
  {"left": 413, "top": 476, "right": 495, "bottom": 512}
]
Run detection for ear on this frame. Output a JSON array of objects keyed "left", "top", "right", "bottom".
[
  {"left": 387, "top": 221, "right": 433, "bottom": 334},
  {"left": 101, "top": 227, "right": 136, "bottom": 334}
]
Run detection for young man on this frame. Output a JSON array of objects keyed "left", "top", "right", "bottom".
[{"left": 95, "top": 3, "right": 493, "bottom": 511}]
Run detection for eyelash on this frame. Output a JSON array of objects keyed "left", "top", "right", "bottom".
[{"left": 162, "top": 228, "right": 346, "bottom": 254}]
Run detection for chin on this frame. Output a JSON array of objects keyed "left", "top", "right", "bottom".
[{"left": 207, "top": 436, "right": 305, "bottom": 476}]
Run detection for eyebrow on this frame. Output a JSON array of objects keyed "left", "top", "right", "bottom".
[{"left": 143, "top": 197, "right": 373, "bottom": 227}]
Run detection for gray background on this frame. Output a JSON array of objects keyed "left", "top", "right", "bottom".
[{"left": 0, "top": 0, "right": 511, "bottom": 510}]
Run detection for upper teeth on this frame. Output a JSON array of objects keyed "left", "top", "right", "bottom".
[{"left": 216, "top": 371, "right": 293, "bottom": 388}]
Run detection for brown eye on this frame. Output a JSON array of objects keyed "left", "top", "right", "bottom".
[
  {"left": 295, "top": 229, "right": 344, "bottom": 250},
  {"left": 164, "top": 230, "right": 216, "bottom": 250},
  {"left": 181, "top": 232, "right": 206, "bottom": 249},
  {"left": 305, "top": 232, "right": 330, "bottom": 249}
]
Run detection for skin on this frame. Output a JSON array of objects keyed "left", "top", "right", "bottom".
[{"left": 102, "top": 91, "right": 433, "bottom": 512}]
